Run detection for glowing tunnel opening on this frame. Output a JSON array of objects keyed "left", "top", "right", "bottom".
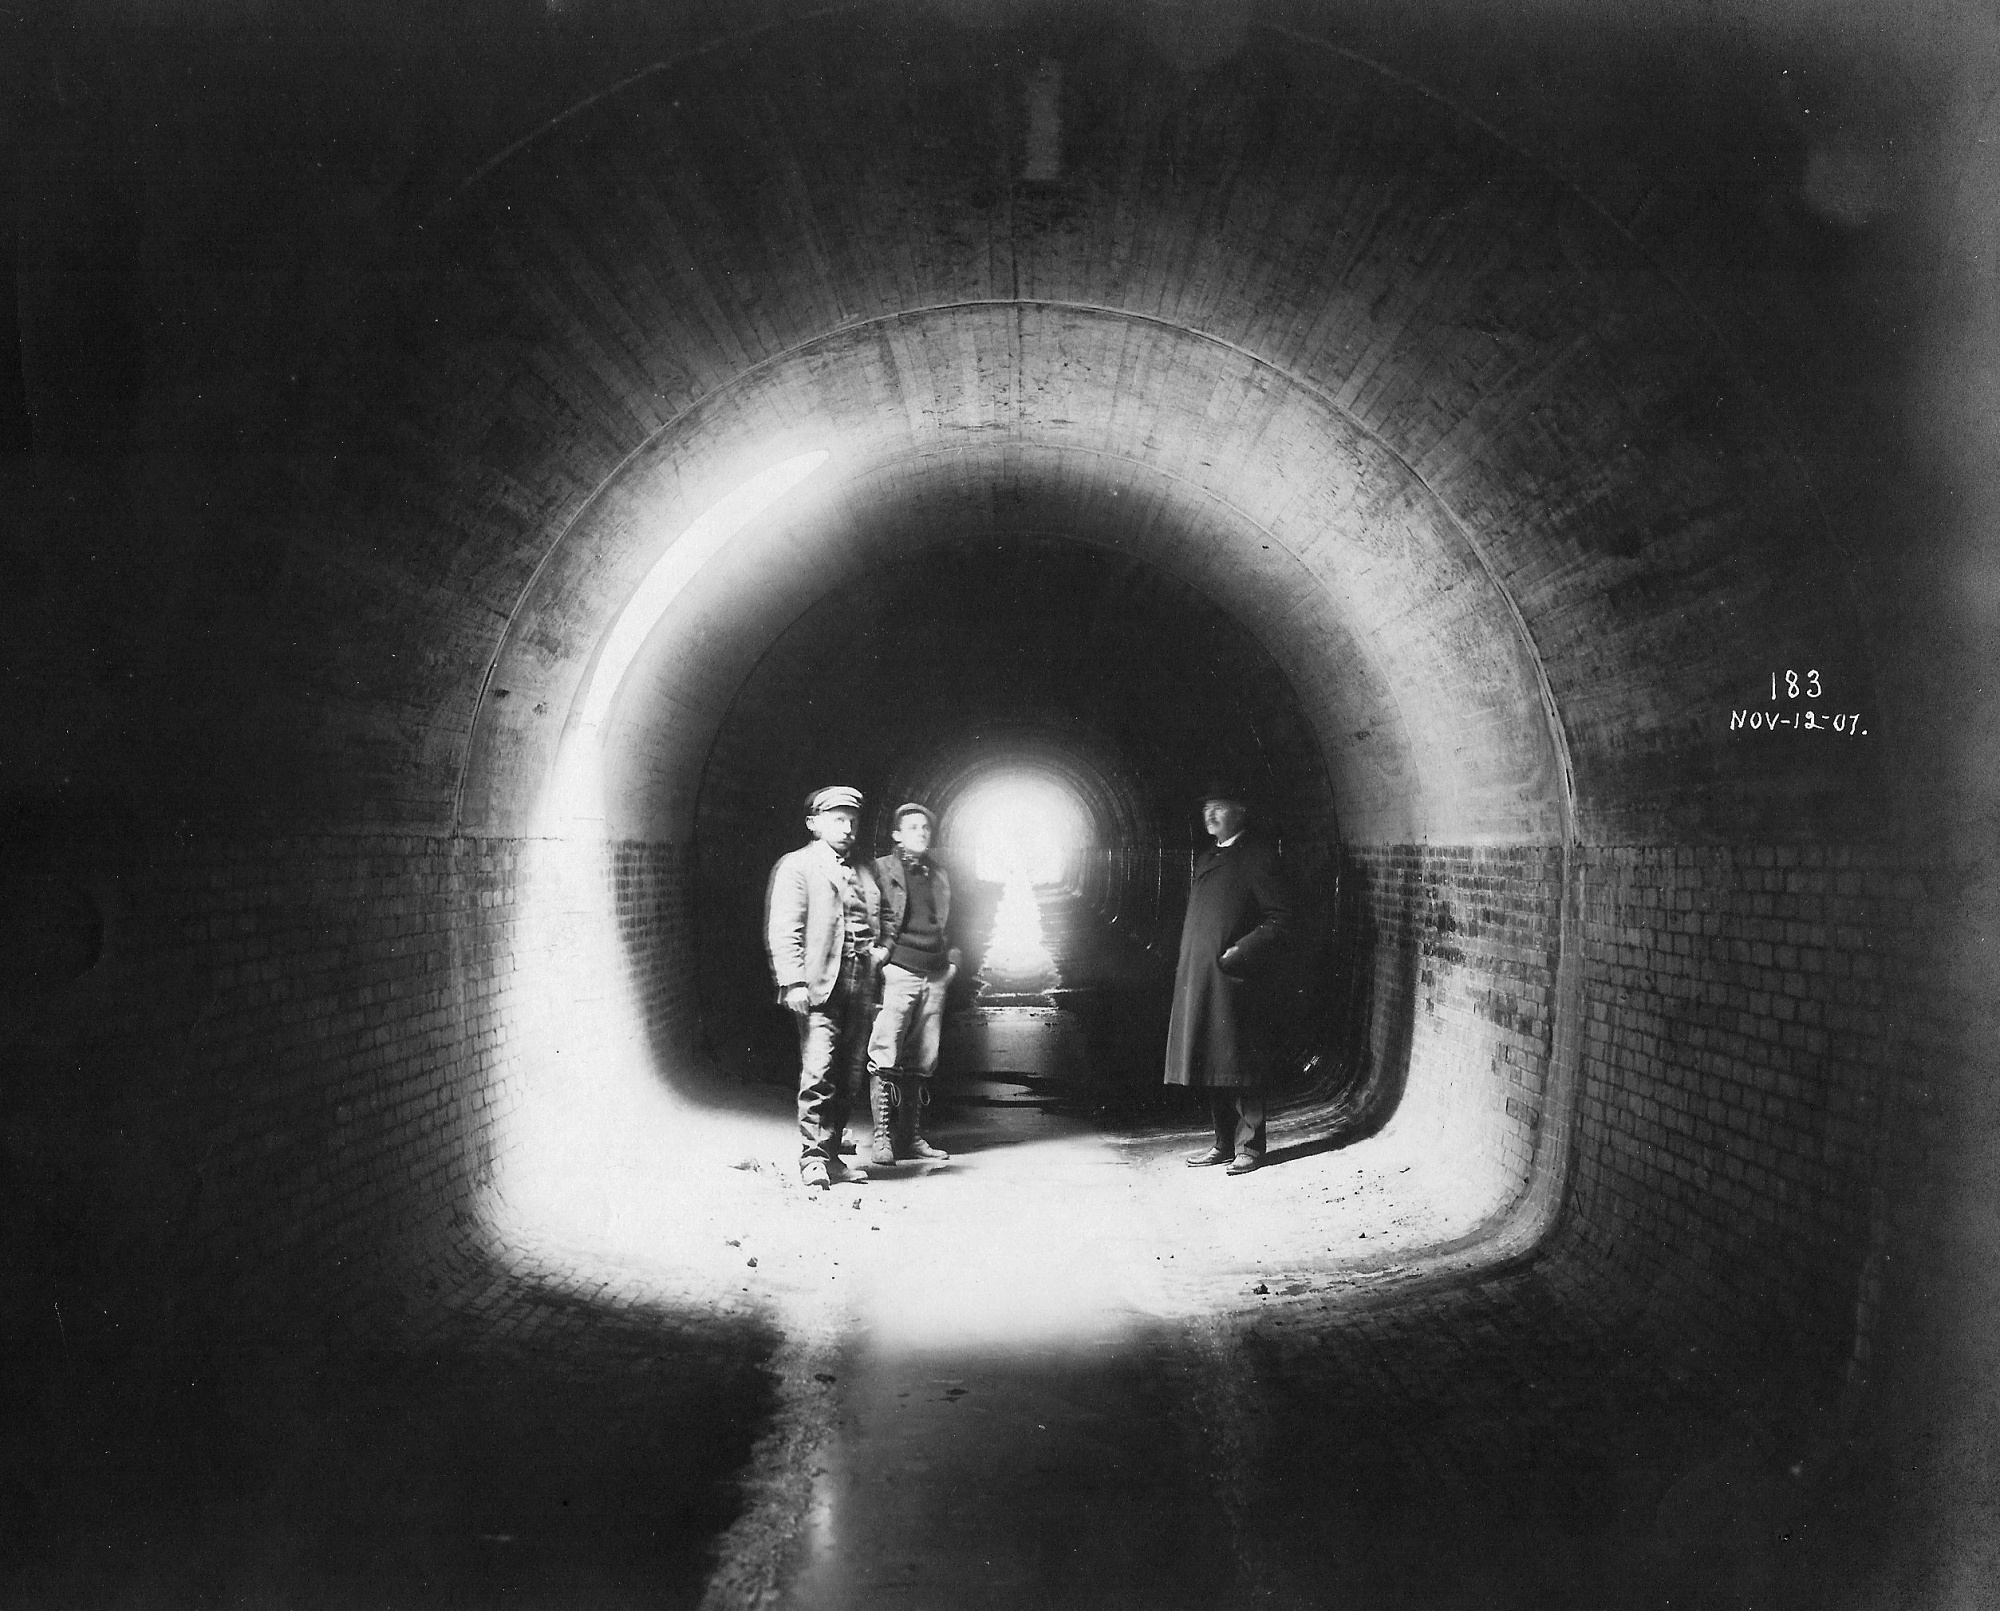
[
  {"left": 945, "top": 774, "right": 1092, "bottom": 990},
  {"left": 949, "top": 775, "right": 1090, "bottom": 885}
]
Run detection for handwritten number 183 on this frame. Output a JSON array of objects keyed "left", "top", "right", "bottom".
[{"left": 1772, "top": 670, "right": 1821, "bottom": 700}]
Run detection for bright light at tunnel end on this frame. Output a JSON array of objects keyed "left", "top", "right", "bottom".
[{"left": 949, "top": 775, "right": 1089, "bottom": 884}]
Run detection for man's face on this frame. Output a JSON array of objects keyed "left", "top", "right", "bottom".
[
  {"left": 809, "top": 807, "right": 860, "bottom": 855},
  {"left": 1202, "top": 799, "right": 1248, "bottom": 842},
  {"left": 892, "top": 812, "right": 933, "bottom": 857}
]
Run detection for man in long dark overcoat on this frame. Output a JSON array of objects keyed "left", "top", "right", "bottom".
[{"left": 1165, "top": 784, "right": 1290, "bottom": 1174}]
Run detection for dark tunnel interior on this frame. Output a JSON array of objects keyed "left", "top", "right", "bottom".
[
  {"left": 3, "top": 2, "right": 1998, "bottom": 1608},
  {"left": 691, "top": 534, "right": 1346, "bottom": 1096}
]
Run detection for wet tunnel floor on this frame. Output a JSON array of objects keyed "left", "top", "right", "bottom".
[
  {"left": 778, "top": 1108, "right": 1236, "bottom": 1611},
  {"left": 760, "top": 1083, "right": 1856, "bottom": 1611},
  {"left": 693, "top": 995, "right": 1855, "bottom": 1611},
  {"left": 10, "top": 984, "right": 1868, "bottom": 1607}
]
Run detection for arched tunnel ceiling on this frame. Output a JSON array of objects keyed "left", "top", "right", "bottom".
[
  {"left": 16, "top": 3, "right": 1912, "bottom": 849},
  {"left": 429, "top": 11, "right": 1871, "bottom": 850},
  {"left": 464, "top": 308, "right": 1565, "bottom": 845}
]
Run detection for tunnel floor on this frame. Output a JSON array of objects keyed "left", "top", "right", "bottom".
[
  {"left": 600, "top": 1001, "right": 1848, "bottom": 1611},
  {"left": 453, "top": 891, "right": 1869, "bottom": 1610},
  {"left": 16, "top": 998, "right": 1867, "bottom": 1609},
  {"left": 19, "top": 900, "right": 1868, "bottom": 1608}
]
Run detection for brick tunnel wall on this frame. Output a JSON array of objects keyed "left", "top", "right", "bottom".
[
  {"left": 6, "top": 827, "right": 529, "bottom": 1372},
  {"left": 7, "top": 816, "right": 725, "bottom": 1375},
  {"left": 1335, "top": 846, "right": 1567, "bottom": 1221},
  {"left": 1563, "top": 842, "right": 1958, "bottom": 1394},
  {"left": 613, "top": 839, "right": 704, "bottom": 1074},
  {"left": 1319, "top": 832, "right": 1968, "bottom": 1424},
  {"left": 4, "top": 803, "right": 1963, "bottom": 1477}
]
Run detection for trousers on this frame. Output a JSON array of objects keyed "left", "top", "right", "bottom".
[
  {"left": 1210, "top": 1089, "right": 1266, "bottom": 1161},
  {"left": 867, "top": 960, "right": 951, "bottom": 1080},
  {"left": 796, "top": 955, "right": 874, "bottom": 1162}
]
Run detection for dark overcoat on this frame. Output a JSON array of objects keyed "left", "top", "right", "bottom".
[{"left": 1163, "top": 835, "right": 1290, "bottom": 1089}]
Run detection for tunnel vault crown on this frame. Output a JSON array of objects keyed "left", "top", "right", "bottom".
[
  {"left": 461, "top": 305, "right": 1568, "bottom": 848},
  {"left": 410, "top": 7, "right": 1868, "bottom": 854}
]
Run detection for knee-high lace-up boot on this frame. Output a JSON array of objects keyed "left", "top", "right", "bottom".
[
  {"left": 868, "top": 1073, "right": 899, "bottom": 1168},
  {"left": 904, "top": 1078, "right": 950, "bottom": 1161}
]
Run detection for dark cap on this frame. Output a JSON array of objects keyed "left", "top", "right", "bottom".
[
  {"left": 890, "top": 801, "right": 936, "bottom": 831},
  {"left": 1196, "top": 780, "right": 1252, "bottom": 807},
  {"left": 805, "top": 785, "right": 864, "bottom": 816}
]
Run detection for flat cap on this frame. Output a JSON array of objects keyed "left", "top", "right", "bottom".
[
  {"left": 890, "top": 801, "right": 936, "bottom": 829},
  {"left": 805, "top": 785, "right": 864, "bottom": 815},
  {"left": 1196, "top": 780, "right": 1252, "bottom": 806}
]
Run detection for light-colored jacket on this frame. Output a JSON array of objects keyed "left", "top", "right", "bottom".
[{"left": 765, "top": 841, "right": 884, "bottom": 1006}]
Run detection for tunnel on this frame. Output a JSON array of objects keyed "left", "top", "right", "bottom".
[{"left": 5, "top": 2, "right": 1997, "bottom": 1606}]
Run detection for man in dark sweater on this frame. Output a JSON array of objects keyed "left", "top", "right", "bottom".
[{"left": 867, "top": 802, "right": 960, "bottom": 1165}]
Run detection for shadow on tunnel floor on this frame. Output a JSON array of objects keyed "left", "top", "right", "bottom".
[
  {"left": 3, "top": 1258, "right": 779, "bottom": 1610},
  {"left": 1207, "top": 1260, "right": 1873, "bottom": 1611}
]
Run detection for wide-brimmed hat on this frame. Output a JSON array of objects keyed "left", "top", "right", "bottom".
[{"left": 805, "top": 785, "right": 864, "bottom": 815}]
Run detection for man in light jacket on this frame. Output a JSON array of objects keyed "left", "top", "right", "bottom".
[
  {"left": 866, "top": 802, "right": 960, "bottom": 1166},
  {"left": 765, "top": 786, "right": 887, "bottom": 1189}
]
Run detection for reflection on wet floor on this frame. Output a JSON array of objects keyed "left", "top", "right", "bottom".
[
  {"left": 779, "top": 1085, "right": 1229, "bottom": 1610},
  {"left": 761, "top": 956, "right": 1514, "bottom": 1609}
]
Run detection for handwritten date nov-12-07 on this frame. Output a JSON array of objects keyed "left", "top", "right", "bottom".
[{"left": 1730, "top": 669, "right": 1868, "bottom": 736}]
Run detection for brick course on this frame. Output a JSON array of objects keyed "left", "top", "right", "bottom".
[
  {"left": 8, "top": 820, "right": 1958, "bottom": 1481},
  {"left": 1565, "top": 843, "right": 1950, "bottom": 1396},
  {"left": 7, "top": 831, "right": 529, "bottom": 1353},
  {"left": 1336, "top": 845, "right": 1566, "bottom": 1217}
]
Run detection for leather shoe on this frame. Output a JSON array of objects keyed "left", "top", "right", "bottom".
[
  {"left": 800, "top": 1159, "right": 831, "bottom": 1190},
  {"left": 1186, "top": 1147, "right": 1229, "bottom": 1168},
  {"left": 1225, "top": 1155, "right": 1262, "bottom": 1175}
]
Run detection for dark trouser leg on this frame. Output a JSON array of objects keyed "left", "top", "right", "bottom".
[
  {"left": 797, "top": 990, "right": 842, "bottom": 1164},
  {"left": 1210, "top": 1091, "right": 1235, "bottom": 1156},
  {"left": 828, "top": 959, "right": 876, "bottom": 1159},
  {"left": 1235, "top": 1089, "right": 1266, "bottom": 1160},
  {"left": 1211, "top": 1090, "right": 1266, "bottom": 1161},
  {"left": 798, "top": 963, "right": 869, "bottom": 1163},
  {"left": 835, "top": 964, "right": 874, "bottom": 1123}
]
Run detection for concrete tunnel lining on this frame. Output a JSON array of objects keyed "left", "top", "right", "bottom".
[
  {"left": 459, "top": 304, "right": 1572, "bottom": 848},
  {"left": 453, "top": 298, "right": 1582, "bottom": 1256},
  {"left": 423, "top": 0, "right": 1883, "bottom": 1315},
  {"left": 10, "top": 1, "right": 1993, "bottom": 1601}
]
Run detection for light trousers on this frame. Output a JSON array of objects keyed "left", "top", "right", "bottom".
[{"left": 867, "top": 961, "right": 951, "bottom": 1079}]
